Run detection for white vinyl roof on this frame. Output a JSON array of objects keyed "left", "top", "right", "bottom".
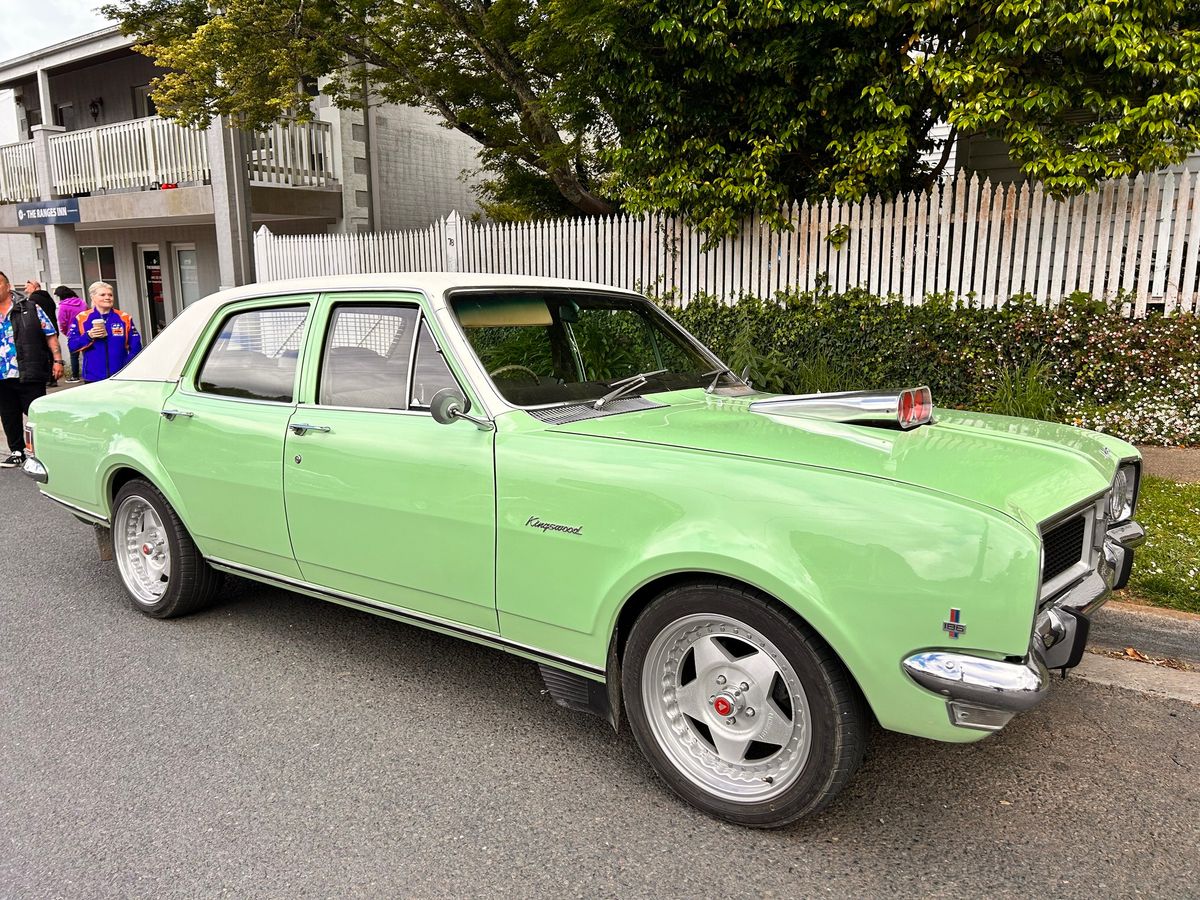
[{"left": 113, "top": 272, "right": 642, "bottom": 383}]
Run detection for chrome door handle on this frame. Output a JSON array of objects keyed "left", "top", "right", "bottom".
[
  {"left": 160, "top": 409, "right": 194, "bottom": 420},
  {"left": 289, "top": 423, "right": 331, "bottom": 435}
]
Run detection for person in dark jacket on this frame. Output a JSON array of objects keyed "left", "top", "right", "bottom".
[
  {"left": 67, "top": 281, "right": 142, "bottom": 383},
  {"left": 24, "top": 279, "right": 58, "bottom": 386},
  {"left": 0, "top": 271, "right": 64, "bottom": 467},
  {"left": 24, "top": 279, "right": 55, "bottom": 324}
]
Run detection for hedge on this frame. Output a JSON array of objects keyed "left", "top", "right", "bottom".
[{"left": 656, "top": 286, "right": 1200, "bottom": 446}]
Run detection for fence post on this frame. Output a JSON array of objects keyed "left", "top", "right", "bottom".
[
  {"left": 253, "top": 225, "right": 274, "bottom": 283},
  {"left": 444, "top": 210, "right": 462, "bottom": 272}
]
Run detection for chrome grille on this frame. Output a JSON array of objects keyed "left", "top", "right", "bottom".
[{"left": 1043, "top": 515, "right": 1087, "bottom": 583}]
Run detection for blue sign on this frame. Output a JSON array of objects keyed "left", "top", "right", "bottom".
[{"left": 16, "top": 198, "right": 80, "bottom": 227}]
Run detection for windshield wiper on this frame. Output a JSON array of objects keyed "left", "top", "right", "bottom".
[
  {"left": 593, "top": 368, "right": 668, "bottom": 410},
  {"left": 703, "top": 365, "right": 752, "bottom": 393}
]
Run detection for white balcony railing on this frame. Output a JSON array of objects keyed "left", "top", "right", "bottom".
[
  {"left": 0, "top": 140, "right": 38, "bottom": 202},
  {"left": 49, "top": 117, "right": 210, "bottom": 195},
  {"left": 45, "top": 116, "right": 336, "bottom": 197},
  {"left": 245, "top": 120, "right": 335, "bottom": 187}
]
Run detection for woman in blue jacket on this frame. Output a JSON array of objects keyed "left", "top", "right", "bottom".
[{"left": 67, "top": 282, "right": 143, "bottom": 382}]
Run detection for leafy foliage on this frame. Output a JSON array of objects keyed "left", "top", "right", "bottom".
[
  {"left": 979, "top": 356, "right": 1061, "bottom": 422},
  {"left": 589, "top": 0, "right": 1200, "bottom": 234},
  {"left": 104, "top": 0, "right": 1200, "bottom": 230},
  {"left": 101, "top": 0, "right": 615, "bottom": 218},
  {"left": 662, "top": 287, "right": 1199, "bottom": 445}
]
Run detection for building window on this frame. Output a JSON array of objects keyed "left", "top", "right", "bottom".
[
  {"left": 54, "top": 103, "right": 75, "bottom": 131},
  {"left": 79, "top": 246, "right": 119, "bottom": 304},
  {"left": 132, "top": 85, "right": 157, "bottom": 119}
]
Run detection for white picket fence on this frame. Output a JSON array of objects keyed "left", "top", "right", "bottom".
[{"left": 254, "top": 170, "right": 1200, "bottom": 315}]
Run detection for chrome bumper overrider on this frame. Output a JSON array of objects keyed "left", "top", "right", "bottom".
[
  {"left": 903, "top": 519, "right": 1145, "bottom": 732},
  {"left": 22, "top": 454, "right": 48, "bottom": 483}
]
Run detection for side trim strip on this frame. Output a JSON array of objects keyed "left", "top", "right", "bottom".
[
  {"left": 43, "top": 493, "right": 109, "bottom": 526},
  {"left": 206, "top": 557, "right": 606, "bottom": 679}
]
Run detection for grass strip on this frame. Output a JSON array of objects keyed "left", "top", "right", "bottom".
[{"left": 1120, "top": 476, "right": 1200, "bottom": 615}]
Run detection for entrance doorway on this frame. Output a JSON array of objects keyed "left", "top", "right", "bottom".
[{"left": 139, "top": 246, "right": 167, "bottom": 338}]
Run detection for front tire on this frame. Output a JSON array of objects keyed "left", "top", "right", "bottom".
[
  {"left": 622, "top": 582, "right": 868, "bottom": 828},
  {"left": 111, "top": 479, "right": 221, "bottom": 618}
]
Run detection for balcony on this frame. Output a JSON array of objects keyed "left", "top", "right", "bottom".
[
  {"left": 0, "top": 116, "right": 336, "bottom": 203},
  {"left": 0, "top": 140, "right": 38, "bottom": 202}
]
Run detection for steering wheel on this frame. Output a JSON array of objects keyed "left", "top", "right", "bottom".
[{"left": 489, "top": 364, "right": 542, "bottom": 384}]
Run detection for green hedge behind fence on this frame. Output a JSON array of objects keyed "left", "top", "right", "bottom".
[{"left": 657, "top": 287, "right": 1200, "bottom": 446}]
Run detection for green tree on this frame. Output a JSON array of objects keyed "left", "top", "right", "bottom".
[
  {"left": 105, "top": 0, "right": 1200, "bottom": 233},
  {"left": 101, "top": 0, "right": 615, "bottom": 218},
  {"left": 583, "top": 0, "right": 1200, "bottom": 235}
]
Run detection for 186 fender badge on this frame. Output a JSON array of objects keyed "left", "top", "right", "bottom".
[{"left": 942, "top": 608, "right": 965, "bottom": 639}]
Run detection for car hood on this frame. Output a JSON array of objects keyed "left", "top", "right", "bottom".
[{"left": 545, "top": 391, "right": 1134, "bottom": 530}]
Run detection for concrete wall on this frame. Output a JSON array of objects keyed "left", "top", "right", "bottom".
[
  {"left": 37, "top": 54, "right": 163, "bottom": 131},
  {"left": 0, "top": 232, "right": 42, "bottom": 283},
  {"left": 371, "top": 104, "right": 483, "bottom": 229},
  {"left": 73, "top": 224, "right": 221, "bottom": 330},
  {"left": 0, "top": 89, "right": 18, "bottom": 144},
  {"left": 955, "top": 133, "right": 1023, "bottom": 183},
  {"left": 958, "top": 132, "right": 1200, "bottom": 181}
]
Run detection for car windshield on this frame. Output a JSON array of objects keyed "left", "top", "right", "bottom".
[{"left": 450, "top": 291, "right": 718, "bottom": 407}]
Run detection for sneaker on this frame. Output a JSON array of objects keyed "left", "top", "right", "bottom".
[
  {"left": 0, "top": 451, "right": 24, "bottom": 468},
  {"left": 65, "top": 377, "right": 81, "bottom": 384}
]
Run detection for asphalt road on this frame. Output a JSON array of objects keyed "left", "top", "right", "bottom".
[{"left": 2, "top": 472, "right": 1198, "bottom": 899}]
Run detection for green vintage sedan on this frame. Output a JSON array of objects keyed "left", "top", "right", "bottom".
[{"left": 24, "top": 274, "right": 1144, "bottom": 827}]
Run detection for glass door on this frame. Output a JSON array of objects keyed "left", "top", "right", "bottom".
[
  {"left": 174, "top": 244, "right": 201, "bottom": 307},
  {"left": 139, "top": 245, "right": 167, "bottom": 338}
]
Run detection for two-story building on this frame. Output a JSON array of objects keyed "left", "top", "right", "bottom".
[{"left": 0, "top": 26, "right": 482, "bottom": 339}]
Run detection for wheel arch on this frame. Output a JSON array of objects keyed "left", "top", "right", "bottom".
[{"left": 607, "top": 571, "right": 872, "bottom": 722}]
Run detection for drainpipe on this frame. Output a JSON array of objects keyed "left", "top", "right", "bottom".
[{"left": 361, "top": 66, "right": 378, "bottom": 230}]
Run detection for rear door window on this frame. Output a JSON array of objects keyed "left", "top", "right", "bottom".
[{"left": 196, "top": 305, "right": 309, "bottom": 403}]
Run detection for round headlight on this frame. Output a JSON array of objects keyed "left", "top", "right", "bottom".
[{"left": 1108, "top": 468, "right": 1131, "bottom": 521}]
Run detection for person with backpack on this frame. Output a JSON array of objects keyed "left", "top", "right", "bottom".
[
  {"left": 67, "top": 281, "right": 142, "bottom": 383},
  {"left": 0, "top": 271, "right": 63, "bottom": 467}
]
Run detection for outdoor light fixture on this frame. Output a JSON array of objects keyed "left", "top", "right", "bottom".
[{"left": 88, "top": 97, "right": 103, "bottom": 120}]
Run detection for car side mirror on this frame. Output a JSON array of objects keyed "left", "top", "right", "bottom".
[{"left": 429, "top": 388, "right": 493, "bottom": 431}]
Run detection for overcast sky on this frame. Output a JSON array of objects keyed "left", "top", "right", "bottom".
[{"left": 1, "top": 2, "right": 113, "bottom": 63}]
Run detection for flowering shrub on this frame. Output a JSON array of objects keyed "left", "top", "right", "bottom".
[
  {"left": 1067, "top": 364, "right": 1200, "bottom": 446},
  {"left": 661, "top": 287, "right": 1199, "bottom": 446}
]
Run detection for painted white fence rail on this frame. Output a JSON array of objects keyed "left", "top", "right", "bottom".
[
  {"left": 49, "top": 116, "right": 210, "bottom": 195},
  {"left": 255, "top": 170, "right": 1200, "bottom": 315},
  {"left": 0, "top": 140, "right": 38, "bottom": 203},
  {"left": 245, "top": 121, "right": 335, "bottom": 187},
  {"left": 46, "top": 117, "right": 336, "bottom": 196}
]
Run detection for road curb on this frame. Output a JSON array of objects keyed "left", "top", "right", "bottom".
[
  {"left": 1090, "top": 600, "right": 1200, "bottom": 669},
  {"left": 1074, "top": 653, "right": 1200, "bottom": 705}
]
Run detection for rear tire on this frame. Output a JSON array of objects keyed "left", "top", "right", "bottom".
[
  {"left": 111, "top": 478, "right": 221, "bottom": 618},
  {"left": 622, "top": 582, "right": 868, "bottom": 828}
]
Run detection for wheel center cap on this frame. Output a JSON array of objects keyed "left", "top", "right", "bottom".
[
  {"left": 712, "top": 691, "right": 740, "bottom": 718},
  {"left": 141, "top": 543, "right": 153, "bottom": 556}
]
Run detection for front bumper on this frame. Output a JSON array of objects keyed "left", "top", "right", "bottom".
[
  {"left": 902, "top": 519, "right": 1145, "bottom": 732},
  {"left": 22, "top": 454, "right": 48, "bottom": 483}
]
